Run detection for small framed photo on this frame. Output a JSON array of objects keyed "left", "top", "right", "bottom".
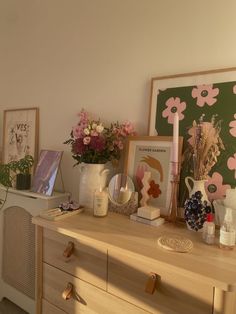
[
  {"left": 31, "top": 150, "right": 63, "bottom": 196},
  {"left": 124, "top": 136, "right": 183, "bottom": 216},
  {"left": 2, "top": 108, "right": 39, "bottom": 163}
]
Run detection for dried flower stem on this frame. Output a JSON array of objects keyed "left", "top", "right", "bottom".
[{"left": 186, "top": 116, "right": 224, "bottom": 180}]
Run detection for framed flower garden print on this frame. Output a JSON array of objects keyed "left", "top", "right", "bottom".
[
  {"left": 148, "top": 67, "right": 236, "bottom": 207},
  {"left": 124, "top": 136, "right": 183, "bottom": 216}
]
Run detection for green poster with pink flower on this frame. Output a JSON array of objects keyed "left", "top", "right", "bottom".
[{"left": 151, "top": 76, "right": 236, "bottom": 206}]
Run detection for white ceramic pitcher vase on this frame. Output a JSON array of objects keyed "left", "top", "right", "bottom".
[
  {"left": 184, "top": 176, "right": 212, "bottom": 231},
  {"left": 79, "top": 163, "right": 109, "bottom": 209}
]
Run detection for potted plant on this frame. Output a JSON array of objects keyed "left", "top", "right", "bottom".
[
  {"left": 9, "top": 155, "right": 34, "bottom": 190},
  {"left": 0, "top": 163, "right": 13, "bottom": 188}
]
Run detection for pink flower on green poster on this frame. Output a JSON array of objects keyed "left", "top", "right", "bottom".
[
  {"left": 162, "top": 97, "right": 186, "bottom": 124},
  {"left": 227, "top": 153, "right": 236, "bottom": 179},
  {"left": 233, "top": 85, "right": 236, "bottom": 94},
  {"left": 205, "top": 172, "right": 231, "bottom": 202},
  {"left": 229, "top": 114, "right": 236, "bottom": 137},
  {"left": 192, "top": 84, "right": 219, "bottom": 107}
]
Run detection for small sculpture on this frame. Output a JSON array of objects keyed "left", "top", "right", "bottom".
[{"left": 137, "top": 171, "right": 160, "bottom": 221}]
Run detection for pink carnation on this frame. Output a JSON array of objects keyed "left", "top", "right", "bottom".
[
  {"left": 72, "top": 125, "right": 84, "bottom": 139},
  {"left": 91, "top": 130, "right": 99, "bottom": 137},
  {"left": 78, "top": 109, "right": 89, "bottom": 124},
  {"left": 121, "top": 121, "right": 135, "bottom": 136}
]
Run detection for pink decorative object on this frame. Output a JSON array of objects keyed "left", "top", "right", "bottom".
[
  {"left": 140, "top": 171, "right": 151, "bottom": 207},
  {"left": 135, "top": 164, "right": 148, "bottom": 190},
  {"left": 172, "top": 113, "right": 179, "bottom": 174},
  {"left": 227, "top": 153, "right": 236, "bottom": 179},
  {"left": 229, "top": 114, "right": 236, "bottom": 137},
  {"left": 162, "top": 97, "right": 186, "bottom": 124},
  {"left": 191, "top": 84, "right": 219, "bottom": 107},
  {"left": 205, "top": 172, "right": 231, "bottom": 202}
]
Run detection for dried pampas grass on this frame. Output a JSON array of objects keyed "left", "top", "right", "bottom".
[{"left": 186, "top": 114, "right": 224, "bottom": 180}]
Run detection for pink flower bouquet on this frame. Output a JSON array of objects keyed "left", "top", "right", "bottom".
[{"left": 65, "top": 109, "right": 136, "bottom": 165}]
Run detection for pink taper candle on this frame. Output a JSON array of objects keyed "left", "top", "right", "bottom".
[{"left": 172, "top": 112, "right": 179, "bottom": 174}]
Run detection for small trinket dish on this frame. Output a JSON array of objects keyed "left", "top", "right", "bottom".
[
  {"left": 40, "top": 207, "right": 84, "bottom": 221},
  {"left": 40, "top": 200, "right": 83, "bottom": 221}
]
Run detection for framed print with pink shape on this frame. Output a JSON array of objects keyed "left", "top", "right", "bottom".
[{"left": 124, "top": 136, "right": 183, "bottom": 216}]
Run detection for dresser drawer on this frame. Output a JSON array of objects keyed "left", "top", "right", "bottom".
[
  {"left": 42, "top": 299, "right": 67, "bottom": 314},
  {"left": 43, "top": 263, "right": 149, "bottom": 314},
  {"left": 43, "top": 229, "right": 107, "bottom": 290},
  {"left": 108, "top": 251, "right": 213, "bottom": 314}
]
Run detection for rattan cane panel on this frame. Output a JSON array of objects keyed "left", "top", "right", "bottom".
[{"left": 2, "top": 206, "right": 35, "bottom": 299}]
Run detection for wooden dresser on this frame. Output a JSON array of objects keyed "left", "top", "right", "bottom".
[{"left": 33, "top": 212, "right": 236, "bottom": 314}]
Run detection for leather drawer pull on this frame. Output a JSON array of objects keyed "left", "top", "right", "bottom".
[
  {"left": 145, "top": 272, "right": 158, "bottom": 294},
  {"left": 62, "top": 282, "right": 74, "bottom": 300},
  {"left": 63, "top": 241, "right": 74, "bottom": 258}
]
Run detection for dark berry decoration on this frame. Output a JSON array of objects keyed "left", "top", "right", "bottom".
[
  {"left": 184, "top": 190, "right": 212, "bottom": 231},
  {"left": 195, "top": 191, "right": 203, "bottom": 199}
]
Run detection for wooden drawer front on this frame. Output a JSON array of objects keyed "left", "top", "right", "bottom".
[
  {"left": 108, "top": 251, "right": 213, "bottom": 314},
  {"left": 42, "top": 299, "right": 67, "bottom": 314},
  {"left": 43, "top": 263, "right": 149, "bottom": 314},
  {"left": 43, "top": 229, "right": 107, "bottom": 290}
]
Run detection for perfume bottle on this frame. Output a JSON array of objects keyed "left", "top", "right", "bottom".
[
  {"left": 219, "top": 208, "right": 236, "bottom": 250},
  {"left": 202, "top": 213, "right": 215, "bottom": 245}
]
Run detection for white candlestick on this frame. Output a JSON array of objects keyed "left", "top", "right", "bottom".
[{"left": 172, "top": 112, "right": 179, "bottom": 163}]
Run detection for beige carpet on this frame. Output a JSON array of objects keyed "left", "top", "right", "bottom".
[{"left": 0, "top": 298, "right": 28, "bottom": 314}]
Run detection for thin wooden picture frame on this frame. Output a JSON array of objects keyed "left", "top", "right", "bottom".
[
  {"left": 148, "top": 67, "right": 236, "bottom": 206},
  {"left": 2, "top": 108, "right": 39, "bottom": 164},
  {"left": 124, "top": 136, "right": 183, "bottom": 216}
]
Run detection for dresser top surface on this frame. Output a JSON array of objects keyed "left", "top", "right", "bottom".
[{"left": 33, "top": 211, "right": 236, "bottom": 291}]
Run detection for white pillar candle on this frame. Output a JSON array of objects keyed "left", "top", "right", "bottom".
[
  {"left": 173, "top": 112, "right": 179, "bottom": 162},
  {"left": 117, "top": 187, "right": 132, "bottom": 204},
  {"left": 172, "top": 112, "right": 179, "bottom": 175},
  {"left": 93, "top": 189, "right": 108, "bottom": 217}
]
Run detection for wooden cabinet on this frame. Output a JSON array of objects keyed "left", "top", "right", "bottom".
[
  {"left": 43, "top": 263, "right": 147, "bottom": 314},
  {"left": 33, "top": 212, "right": 236, "bottom": 314},
  {"left": 43, "top": 229, "right": 107, "bottom": 290},
  {"left": 108, "top": 250, "right": 213, "bottom": 314}
]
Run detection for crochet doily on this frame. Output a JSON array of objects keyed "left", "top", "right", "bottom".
[{"left": 157, "top": 235, "right": 193, "bottom": 253}]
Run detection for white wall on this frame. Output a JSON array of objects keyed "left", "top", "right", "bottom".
[{"left": 1, "top": 0, "right": 236, "bottom": 198}]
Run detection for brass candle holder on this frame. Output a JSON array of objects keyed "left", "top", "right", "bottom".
[{"left": 166, "top": 162, "right": 180, "bottom": 223}]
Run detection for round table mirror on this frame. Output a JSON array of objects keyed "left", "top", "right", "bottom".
[{"left": 108, "top": 173, "right": 135, "bottom": 205}]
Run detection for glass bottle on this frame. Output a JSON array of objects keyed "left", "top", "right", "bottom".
[
  {"left": 202, "top": 213, "right": 215, "bottom": 245},
  {"left": 219, "top": 208, "right": 236, "bottom": 250}
]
